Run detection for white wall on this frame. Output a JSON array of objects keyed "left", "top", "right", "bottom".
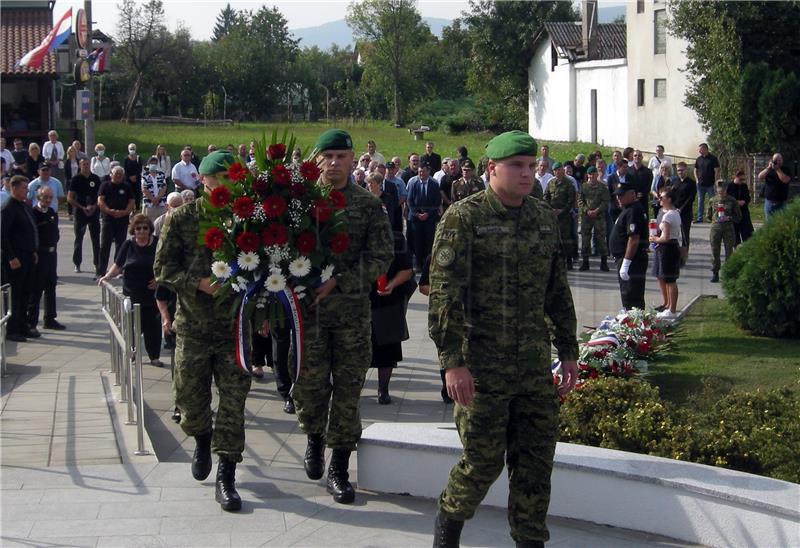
[
  {"left": 626, "top": 1, "right": 707, "bottom": 159},
  {"left": 574, "top": 58, "right": 629, "bottom": 147},
  {"left": 529, "top": 40, "right": 574, "bottom": 142}
]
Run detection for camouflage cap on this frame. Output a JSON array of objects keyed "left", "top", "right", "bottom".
[
  {"left": 314, "top": 129, "right": 353, "bottom": 152},
  {"left": 484, "top": 130, "right": 537, "bottom": 161},
  {"left": 198, "top": 151, "right": 234, "bottom": 175}
]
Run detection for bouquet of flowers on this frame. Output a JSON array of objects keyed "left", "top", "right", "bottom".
[{"left": 197, "top": 130, "right": 348, "bottom": 374}]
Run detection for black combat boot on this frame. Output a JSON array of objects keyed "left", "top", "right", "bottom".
[
  {"left": 579, "top": 257, "right": 590, "bottom": 271},
  {"left": 600, "top": 255, "right": 610, "bottom": 271},
  {"left": 433, "top": 512, "right": 464, "bottom": 548},
  {"left": 515, "top": 541, "right": 545, "bottom": 548},
  {"left": 326, "top": 448, "right": 355, "bottom": 504},
  {"left": 214, "top": 457, "right": 242, "bottom": 512},
  {"left": 304, "top": 433, "right": 325, "bottom": 480},
  {"left": 710, "top": 272, "right": 719, "bottom": 283},
  {"left": 191, "top": 431, "right": 213, "bottom": 481}
]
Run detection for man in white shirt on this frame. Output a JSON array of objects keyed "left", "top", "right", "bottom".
[
  {"left": 535, "top": 159, "right": 554, "bottom": 196},
  {"left": 171, "top": 148, "right": 200, "bottom": 191},
  {"left": 0, "top": 138, "right": 14, "bottom": 175},
  {"left": 366, "top": 140, "right": 385, "bottom": 166},
  {"left": 648, "top": 145, "right": 672, "bottom": 180},
  {"left": 433, "top": 157, "right": 451, "bottom": 182},
  {"left": 27, "top": 165, "right": 65, "bottom": 211}
]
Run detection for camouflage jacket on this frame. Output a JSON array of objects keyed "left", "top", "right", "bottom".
[
  {"left": 450, "top": 176, "right": 486, "bottom": 203},
  {"left": 154, "top": 198, "right": 236, "bottom": 335},
  {"left": 707, "top": 194, "right": 742, "bottom": 225},
  {"left": 544, "top": 177, "right": 576, "bottom": 218},
  {"left": 578, "top": 180, "right": 610, "bottom": 214},
  {"left": 428, "top": 185, "right": 578, "bottom": 390}
]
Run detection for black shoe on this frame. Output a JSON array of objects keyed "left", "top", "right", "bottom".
[
  {"left": 283, "top": 397, "right": 295, "bottom": 414},
  {"left": 600, "top": 256, "right": 610, "bottom": 271},
  {"left": 43, "top": 319, "right": 66, "bottom": 330},
  {"left": 578, "top": 258, "right": 590, "bottom": 271},
  {"left": 710, "top": 274, "right": 719, "bottom": 283},
  {"left": 433, "top": 512, "right": 464, "bottom": 548},
  {"left": 7, "top": 333, "right": 27, "bottom": 343},
  {"left": 215, "top": 457, "right": 242, "bottom": 512},
  {"left": 378, "top": 391, "right": 392, "bottom": 405},
  {"left": 24, "top": 327, "right": 41, "bottom": 339},
  {"left": 515, "top": 541, "right": 545, "bottom": 548},
  {"left": 566, "top": 257, "right": 574, "bottom": 270},
  {"left": 304, "top": 433, "right": 325, "bottom": 480},
  {"left": 441, "top": 388, "right": 454, "bottom": 405},
  {"left": 171, "top": 407, "right": 181, "bottom": 423},
  {"left": 326, "top": 448, "right": 355, "bottom": 504},
  {"left": 654, "top": 305, "right": 667, "bottom": 312},
  {"left": 191, "top": 431, "right": 213, "bottom": 481}
]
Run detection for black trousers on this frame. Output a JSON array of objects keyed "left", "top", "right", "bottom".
[
  {"left": 129, "top": 290, "right": 161, "bottom": 361},
  {"left": 412, "top": 216, "right": 436, "bottom": 269},
  {"left": 252, "top": 331, "right": 274, "bottom": 367},
  {"left": 271, "top": 326, "right": 293, "bottom": 398},
  {"left": 99, "top": 216, "right": 129, "bottom": 275},
  {"left": 28, "top": 248, "right": 57, "bottom": 327},
  {"left": 73, "top": 210, "right": 100, "bottom": 274},
  {"left": 2, "top": 250, "right": 35, "bottom": 335},
  {"left": 615, "top": 254, "right": 648, "bottom": 310}
]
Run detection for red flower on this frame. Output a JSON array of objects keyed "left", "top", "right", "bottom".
[
  {"left": 588, "top": 369, "right": 599, "bottom": 379},
  {"left": 271, "top": 164, "right": 291, "bottom": 185},
  {"left": 252, "top": 177, "right": 269, "bottom": 196},
  {"left": 637, "top": 341, "right": 651, "bottom": 354},
  {"left": 261, "top": 223, "right": 288, "bottom": 247},
  {"left": 267, "top": 144, "right": 287, "bottom": 161},
  {"left": 232, "top": 196, "right": 255, "bottom": 219},
  {"left": 329, "top": 190, "right": 346, "bottom": 210},
  {"left": 204, "top": 227, "right": 225, "bottom": 250},
  {"left": 296, "top": 232, "right": 316, "bottom": 255},
  {"left": 227, "top": 162, "right": 247, "bottom": 182},
  {"left": 330, "top": 232, "right": 349, "bottom": 254},
  {"left": 311, "top": 199, "right": 333, "bottom": 223},
  {"left": 209, "top": 186, "right": 231, "bottom": 208},
  {"left": 300, "top": 161, "right": 321, "bottom": 181},
  {"left": 236, "top": 231, "right": 261, "bottom": 253},
  {"left": 262, "top": 195, "right": 287, "bottom": 218},
  {"left": 290, "top": 182, "right": 307, "bottom": 199}
]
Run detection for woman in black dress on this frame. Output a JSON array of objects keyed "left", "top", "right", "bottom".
[
  {"left": 727, "top": 170, "right": 753, "bottom": 246},
  {"left": 98, "top": 214, "right": 163, "bottom": 365},
  {"left": 367, "top": 173, "right": 414, "bottom": 404},
  {"left": 25, "top": 142, "right": 44, "bottom": 178}
]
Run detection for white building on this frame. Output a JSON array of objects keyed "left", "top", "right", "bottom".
[{"left": 528, "top": 0, "right": 707, "bottom": 159}]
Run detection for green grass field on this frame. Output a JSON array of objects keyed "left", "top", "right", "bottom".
[
  {"left": 91, "top": 120, "right": 613, "bottom": 167},
  {"left": 647, "top": 297, "right": 800, "bottom": 404}
]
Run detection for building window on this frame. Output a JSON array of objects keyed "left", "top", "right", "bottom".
[
  {"left": 637, "top": 79, "right": 645, "bottom": 106},
  {"left": 654, "top": 9, "right": 667, "bottom": 54},
  {"left": 637, "top": 0, "right": 645, "bottom": 13},
  {"left": 654, "top": 79, "right": 667, "bottom": 98}
]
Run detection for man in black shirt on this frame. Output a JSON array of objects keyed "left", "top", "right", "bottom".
[
  {"left": 438, "top": 159, "right": 460, "bottom": 212},
  {"left": 29, "top": 185, "right": 66, "bottom": 331},
  {"left": 67, "top": 157, "right": 101, "bottom": 276},
  {"left": 609, "top": 182, "right": 649, "bottom": 310},
  {"left": 420, "top": 141, "right": 442, "bottom": 176},
  {"left": 629, "top": 150, "right": 653, "bottom": 215},
  {"left": 670, "top": 161, "right": 697, "bottom": 266},
  {"left": 401, "top": 152, "right": 419, "bottom": 184},
  {"left": 98, "top": 166, "right": 135, "bottom": 276},
  {"left": 693, "top": 143, "right": 720, "bottom": 223},
  {"left": 1, "top": 176, "right": 39, "bottom": 341},
  {"left": 757, "top": 153, "right": 791, "bottom": 217},
  {"left": 123, "top": 144, "right": 143, "bottom": 210}
]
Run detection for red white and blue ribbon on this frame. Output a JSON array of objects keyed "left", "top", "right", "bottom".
[
  {"left": 277, "top": 288, "right": 304, "bottom": 384},
  {"left": 233, "top": 276, "right": 265, "bottom": 374},
  {"left": 17, "top": 8, "right": 73, "bottom": 69},
  {"left": 586, "top": 333, "right": 620, "bottom": 347}
]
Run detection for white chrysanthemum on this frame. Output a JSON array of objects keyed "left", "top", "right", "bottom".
[
  {"left": 289, "top": 256, "right": 312, "bottom": 278},
  {"left": 265, "top": 272, "right": 287, "bottom": 293},
  {"left": 211, "top": 261, "right": 232, "bottom": 279},
  {"left": 320, "top": 264, "right": 335, "bottom": 282},
  {"left": 293, "top": 285, "right": 307, "bottom": 294},
  {"left": 237, "top": 252, "right": 260, "bottom": 271}
]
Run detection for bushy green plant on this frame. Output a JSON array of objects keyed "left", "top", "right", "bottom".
[{"left": 722, "top": 197, "right": 800, "bottom": 338}]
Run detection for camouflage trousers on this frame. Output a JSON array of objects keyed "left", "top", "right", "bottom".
[
  {"left": 438, "top": 389, "right": 559, "bottom": 543},
  {"left": 292, "top": 298, "right": 371, "bottom": 450},
  {"left": 558, "top": 215, "right": 577, "bottom": 260},
  {"left": 710, "top": 223, "right": 735, "bottom": 273},
  {"left": 580, "top": 213, "right": 608, "bottom": 257},
  {"left": 173, "top": 332, "right": 252, "bottom": 462}
]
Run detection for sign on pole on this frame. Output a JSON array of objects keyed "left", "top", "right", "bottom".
[
  {"left": 76, "top": 89, "right": 91, "bottom": 121},
  {"left": 76, "top": 9, "right": 88, "bottom": 49}
]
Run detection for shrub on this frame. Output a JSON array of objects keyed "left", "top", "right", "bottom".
[{"left": 722, "top": 197, "right": 800, "bottom": 338}]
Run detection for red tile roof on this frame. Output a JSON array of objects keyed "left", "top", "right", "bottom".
[{"left": 1, "top": 8, "right": 59, "bottom": 76}]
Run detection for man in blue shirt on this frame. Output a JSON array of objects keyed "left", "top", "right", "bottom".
[{"left": 27, "top": 165, "right": 65, "bottom": 212}]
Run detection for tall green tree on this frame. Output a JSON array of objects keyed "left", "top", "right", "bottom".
[
  {"left": 346, "top": 0, "right": 430, "bottom": 125},
  {"left": 212, "top": 3, "right": 236, "bottom": 42}
]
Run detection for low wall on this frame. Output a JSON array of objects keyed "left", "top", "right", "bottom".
[{"left": 358, "top": 423, "right": 800, "bottom": 548}]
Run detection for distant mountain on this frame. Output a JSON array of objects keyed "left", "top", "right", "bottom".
[
  {"left": 291, "top": 7, "right": 625, "bottom": 51},
  {"left": 291, "top": 17, "right": 452, "bottom": 50}
]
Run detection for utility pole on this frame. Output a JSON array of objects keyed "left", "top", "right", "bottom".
[{"left": 84, "top": 0, "right": 95, "bottom": 151}]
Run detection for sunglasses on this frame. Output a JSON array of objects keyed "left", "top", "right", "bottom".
[{"left": 134, "top": 226, "right": 150, "bottom": 231}]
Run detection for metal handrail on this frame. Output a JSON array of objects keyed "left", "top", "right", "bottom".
[
  {"left": 100, "top": 280, "right": 149, "bottom": 456},
  {"left": 0, "top": 284, "right": 11, "bottom": 377}
]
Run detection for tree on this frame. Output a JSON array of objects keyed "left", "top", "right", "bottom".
[
  {"left": 115, "top": 0, "right": 171, "bottom": 122},
  {"left": 346, "top": 0, "right": 430, "bottom": 125},
  {"left": 212, "top": 3, "right": 236, "bottom": 42}
]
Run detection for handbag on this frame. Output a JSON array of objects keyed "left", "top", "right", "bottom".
[{"left": 371, "top": 301, "right": 409, "bottom": 346}]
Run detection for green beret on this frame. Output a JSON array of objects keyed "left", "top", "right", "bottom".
[
  {"left": 314, "top": 129, "right": 353, "bottom": 152},
  {"left": 461, "top": 159, "right": 475, "bottom": 169},
  {"left": 586, "top": 166, "right": 597, "bottom": 174},
  {"left": 199, "top": 151, "right": 234, "bottom": 176},
  {"left": 552, "top": 161, "right": 563, "bottom": 169},
  {"left": 484, "top": 130, "right": 537, "bottom": 161}
]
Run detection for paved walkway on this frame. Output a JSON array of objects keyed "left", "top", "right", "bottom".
[{"left": 1, "top": 214, "right": 719, "bottom": 546}]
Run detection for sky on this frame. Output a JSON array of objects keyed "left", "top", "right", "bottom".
[{"left": 60, "top": 0, "right": 627, "bottom": 41}]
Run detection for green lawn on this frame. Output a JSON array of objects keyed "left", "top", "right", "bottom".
[
  {"left": 90, "top": 120, "right": 612, "bottom": 167},
  {"left": 647, "top": 297, "right": 800, "bottom": 404}
]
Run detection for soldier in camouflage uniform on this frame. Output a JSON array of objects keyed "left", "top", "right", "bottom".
[
  {"left": 577, "top": 166, "right": 610, "bottom": 271},
  {"left": 706, "top": 180, "right": 741, "bottom": 283},
  {"left": 450, "top": 159, "right": 485, "bottom": 203},
  {"left": 429, "top": 130, "right": 579, "bottom": 548},
  {"left": 292, "top": 129, "right": 393, "bottom": 504},
  {"left": 544, "top": 162, "right": 578, "bottom": 270},
  {"left": 154, "top": 151, "right": 252, "bottom": 512}
]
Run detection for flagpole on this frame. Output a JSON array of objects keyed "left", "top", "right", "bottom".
[{"left": 84, "top": 0, "right": 95, "bottom": 152}]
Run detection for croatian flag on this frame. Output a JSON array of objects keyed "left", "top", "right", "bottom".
[
  {"left": 88, "top": 47, "right": 107, "bottom": 73},
  {"left": 16, "top": 8, "right": 73, "bottom": 69}
]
